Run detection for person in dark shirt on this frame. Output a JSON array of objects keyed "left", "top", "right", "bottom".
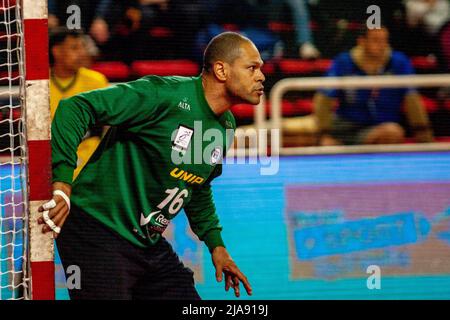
[{"left": 314, "top": 26, "right": 434, "bottom": 145}]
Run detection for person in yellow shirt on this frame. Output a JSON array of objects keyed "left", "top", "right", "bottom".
[{"left": 50, "top": 27, "right": 109, "bottom": 180}]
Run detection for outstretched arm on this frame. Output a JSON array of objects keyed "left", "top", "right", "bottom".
[{"left": 185, "top": 182, "right": 252, "bottom": 297}]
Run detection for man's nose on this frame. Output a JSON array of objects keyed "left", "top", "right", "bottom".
[{"left": 256, "top": 69, "right": 266, "bottom": 82}]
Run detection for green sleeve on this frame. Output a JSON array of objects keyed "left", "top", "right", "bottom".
[
  {"left": 52, "top": 78, "right": 160, "bottom": 185},
  {"left": 184, "top": 165, "right": 224, "bottom": 252}
]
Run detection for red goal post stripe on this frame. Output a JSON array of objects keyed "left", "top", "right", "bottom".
[{"left": 23, "top": 0, "right": 54, "bottom": 300}]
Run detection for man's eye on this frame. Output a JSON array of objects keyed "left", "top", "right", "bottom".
[{"left": 248, "top": 66, "right": 255, "bottom": 71}]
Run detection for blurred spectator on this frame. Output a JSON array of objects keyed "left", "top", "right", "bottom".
[
  {"left": 81, "top": 35, "right": 101, "bottom": 68},
  {"left": 313, "top": 26, "right": 434, "bottom": 145},
  {"left": 400, "top": 0, "right": 450, "bottom": 58},
  {"left": 439, "top": 20, "right": 450, "bottom": 71},
  {"left": 311, "top": 0, "right": 405, "bottom": 58},
  {"left": 50, "top": 27, "right": 109, "bottom": 179},
  {"left": 90, "top": 0, "right": 208, "bottom": 61},
  {"left": 90, "top": 0, "right": 169, "bottom": 44},
  {"left": 195, "top": 0, "right": 280, "bottom": 61},
  {"left": 405, "top": 0, "right": 449, "bottom": 35},
  {"left": 286, "top": 0, "right": 320, "bottom": 59},
  {"left": 404, "top": 0, "right": 450, "bottom": 71},
  {"left": 165, "top": 0, "right": 212, "bottom": 59},
  {"left": 48, "top": 0, "right": 59, "bottom": 29}
]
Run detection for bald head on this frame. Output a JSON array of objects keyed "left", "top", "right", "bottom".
[{"left": 202, "top": 32, "right": 253, "bottom": 73}]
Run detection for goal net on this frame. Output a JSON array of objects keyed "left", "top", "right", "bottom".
[
  {"left": 0, "top": 0, "right": 28, "bottom": 300},
  {"left": 0, "top": 0, "right": 53, "bottom": 300}
]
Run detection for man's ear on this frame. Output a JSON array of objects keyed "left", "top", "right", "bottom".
[{"left": 213, "top": 61, "right": 228, "bottom": 82}]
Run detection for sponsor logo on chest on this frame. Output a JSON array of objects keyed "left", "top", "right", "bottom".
[
  {"left": 170, "top": 167, "right": 205, "bottom": 185},
  {"left": 210, "top": 147, "right": 221, "bottom": 165},
  {"left": 178, "top": 97, "right": 191, "bottom": 111},
  {"left": 172, "top": 125, "right": 194, "bottom": 153}
]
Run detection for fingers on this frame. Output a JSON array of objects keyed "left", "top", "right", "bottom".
[
  {"left": 41, "top": 208, "right": 66, "bottom": 233},
  {"left": 223, "top": 265, "right": 253, "bottom": 297},
  {"left": 41, "top": 210, "right": 63, "bottom": 233},
  {"left": 50, "top": 207, "right": 67, "bottom": 229},
  {"left": 224, "top": 273, "right": 240, "bottom": 297},
  {"left": 215, "top": 264, "right": 223, "bottom": 282},
  {"left": 225, "top": 274, "right": 232, "bottom": 292},
  {"left": 37, "top": 195, "right": 70, "bottom": 236},
  {"left": 38, "top": 199, "right": 65, "bottom": 225},
  {"left": 54, "top": 213, "right": 70, "bottom": 239},
  {"left": 38, "top": 198, "right": 57, "bottom": 212},
  {"left": 237, "top": 271, "right": 252, "bottom": 296},
  {"left": 232, "top": 276, "right": 240, "bottom": 297},
  {"left": 51, "top": 207, "right": 70, "bottom": 238},
  {"left": 43, "top": 199, "right": 57, "bottom": 211}
]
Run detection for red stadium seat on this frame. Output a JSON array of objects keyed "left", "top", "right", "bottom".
[
  {"left": 444, "top": 100, "right": 450, "bottom": 111},
  {"left": 262, "top": 61, "right": 275, "bottom": 75},
  {"left": 295, "top": 99, "right": 314, "bottom": 114},
  {"left": 314, "top": 59, "right": 333, "bottom": 73},
  {"left": 268, "top": 21, "right": 295, "bottom": 33},
  {"left": 0, "top": 32, "right": 19, "bottom": 43},
  {"left": 231, "top": 100, "right": 302, "bottom": 120},
  {"left": 148, "top": 26, "right": 173, "bottom": 38},
  {"left": 437, "top": 136, "right": 450, "bottom": 142},
  {"left": 230, "top": 104, "right": 255, "bottom": 119},
  {"left": 222, "top": 24, "right": 239, "bottom": 32},
  {"left": 347, "top": 21, "right": 364, "bottom": 31},
  {"left": 91, "top": 61, "right": 131, "bottom": 81},
  {"left": 310, "top": 21, "right": 319, "bottom": 31},
  {"left": 420, "top": 96, "right": 439, "bottom": 113},
  {"left": 0, "top": 70, "right": 19, "bottom": 84},
  {"left": 411, "top": 56, "right": 438, "bottom": 71},
  {"left": 278, "top": 59, "right": 316, "bottom": 75},
  {"left": 266, "top": 100, "right": 299, "bottom": 117},
  {"left": 0, "top": 0, "right": 16, "bottom": 10},
  {"left": 12, "top": 108, "right": 21, "bottom": 120},
  {"left": 278, "top": 59, "right": 334, "bottom": 75},
  {"left": 277, "top": 56, "right": 439, "bottom": 75},
  {"left": 405, "top": 136, "right": 450, "bottom": 143},
  {"left": 131, "top": 60, "right": 199, "bottom": 77},
  {"left": 0, "top": 108, "right": 20, "bottom": 121}
]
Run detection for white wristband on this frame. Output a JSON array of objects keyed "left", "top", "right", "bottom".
[{"left": 53, "top": 189, "right": 70, "bottom": 210}]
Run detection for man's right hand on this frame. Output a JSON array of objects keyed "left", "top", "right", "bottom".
[
  {"left": 37, "top": 182, "right": 72, "bottom": 238},
  {"left": 318, "top": 134, "right": 340, "bottom": 146}
]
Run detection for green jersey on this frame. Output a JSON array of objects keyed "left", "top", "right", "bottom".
[{"left": 51, "top": 75, "right": 236, "bottom": 251}]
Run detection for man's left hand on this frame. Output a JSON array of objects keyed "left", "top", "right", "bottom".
[{"left": 212, "top": 246, "right": 252, "bottom": 298}]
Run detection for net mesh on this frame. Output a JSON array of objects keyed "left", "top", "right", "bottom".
[{"left": 0, "top": 0, "right": 29, "bottom": 300}]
